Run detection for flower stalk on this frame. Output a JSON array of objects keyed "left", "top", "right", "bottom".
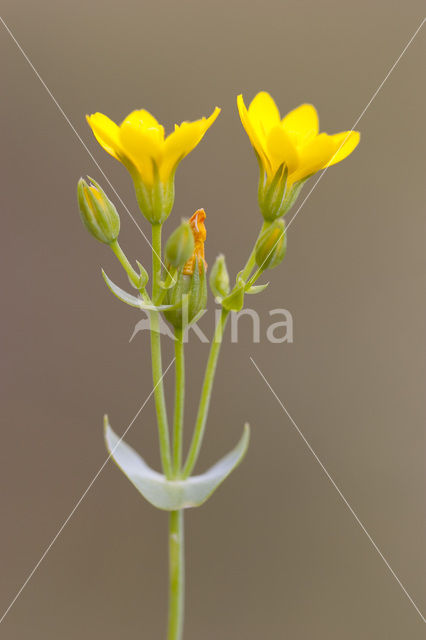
[
  {"left": 172, "top": 328, "right": 185, "bottom": 475},
  {"left": 150, "top": 223, "right": 173, "bottom": 478},
  {"left": 182, "top": 308, "right": 229, "bottom": 478},
  {"left": 168, "top": 510, "right": 185, "bottom": 640}
]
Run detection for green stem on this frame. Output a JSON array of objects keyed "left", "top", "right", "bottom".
[
  {"left": 182, "top": 308, "right": 229, "bottom": 478},
  {"left": 150, "top": 224, "right": 172, "bottom": 478},
  {"left": 245, "top": 263, "right": 267, "bottom": 289},
  {"left": 238, "top": 220, "right": 270, "bottom": 282},
  {"left": 172, "top": 329, "right": 185, "bottom": 476},
  {"left": 167, "top": 510, "right": 184, "bottom": 640},
  {"left": 109, "top": 239, "right": 140, "bottom": 287},
  {"left": 239, "top": 245, "right": 257, "bottom": 282},
  {"left": 151, "top": 223, "right": 163, "bottom": 302}
]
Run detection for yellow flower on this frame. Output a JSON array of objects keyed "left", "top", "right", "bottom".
[
  {"left": 87, "top": 107, "right": 220, "bottom": 223},
  {"left": 237, "top": 91, "right": 360, "bottom": 187},
  {"left": 87, "top": 107, "right": 220, "bottom": 186}
]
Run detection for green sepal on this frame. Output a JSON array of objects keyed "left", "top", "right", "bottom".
[
  {"left": 258, "top": 164, "right": 289, "bottom": 222},
  {"left": 163, "top": 259, "right": 207, "bottom": 330},
  {"left": 163, "top": 269, "right": 187, "bottom": 328},
  {"left": 188, "top": 259, "right": 207, "bottom": 322},
  {"left": 104, "top": 416, "right": 250, "bottom": 511},
  {"left": 131, "top": 165, "right": 175, "bottom": 225},
  {"left": 102, "top": 270, "right": 174, "bottom": 311},
  {"left": 246, "top": 282, "right": 269, "bottom": 294},
  {"left": 281, "top": 176, "right": 310, "bottom": 215}
]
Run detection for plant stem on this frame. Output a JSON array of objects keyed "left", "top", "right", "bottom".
[
  {"left": 182, "top": 308, "right": 229, "bottom": 478},
  {"left": 150, "top": 224, "right": 172, "bottom": 478},
  {"left": 239, "top": 220, "right": 270, "bottom": 282},
  {"left": 239, "top": 245, "right": 257, "bottom": 282},
  {"left": 167, "top": 510, "right": 184, "bottom": 640},
  {"left": 109, "top": 239, "right": 140, "bottom": 287},
  {"left": 173, "top": 329, "right": 185, "bottom": 476}
]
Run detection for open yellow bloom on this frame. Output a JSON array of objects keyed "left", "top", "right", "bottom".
[
  {"left": 87, "top": 106, "right": 220, "bottom": 223},
  {"left": 238, "top": 92, "right": 359, "bottom": 186},
  {"left": 87, "top": 107, "right": 220, "bottom": 185}
]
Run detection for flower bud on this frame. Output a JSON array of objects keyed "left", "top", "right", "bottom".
[
  {"left": 77, "top": 177, "right": 120, "bottom": 244},
  {"left": 164, "top": 209, "right": 208, "bottom": 330},
  {"left": 165, "top": 220, "right": 195, "bottom": 268},
  {"left": 164, "top": 260, "right": 207, "bottom": 330},
  {"left": 255, "top": 219, "right": 287, "bottom": 270},
  {"left": 209, "top": 254, "right": 230, "bottom": 299}
]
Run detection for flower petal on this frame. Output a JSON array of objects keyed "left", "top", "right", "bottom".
[
  {"left": 160, "top": 107, "right": 220, "bottom": 181},
  {"left": 290, "top": 133, "right": 336, "bottom": 182},
  {"left": 247, "top": 91, "right": 281, "bottom": 138},
  {"left": 237, "top": 94, "right": 271, "bottom": 173},
  {"left": 118, "top": 117, "right": 164, "bottom": 182},
  {"left": 86, "top": 113, "right": 122, "bottom": 160},
  {"left": 282, "top": 104, "right": 319, "bottom": 146},
  {"left": 121, "top": 109, "right": 165, "bottom": 138},
  {"left": 324, "top": 131, "right": 360, "bottom": 167},
  {"left": 266, "top": 125, "right": 299, "bottom": 174}
]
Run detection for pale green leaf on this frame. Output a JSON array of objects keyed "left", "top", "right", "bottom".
[
  {"left": 104, "top": 417, "right": 250, "bottom": 511},
  {"left": 245, "top": 282, "right": 269, "bottom": 294},
  {"left": 221, "top": 277, "right": 246, "bottom": 311},
  {"left": 102, "top": 270, "right": 173, "bottom": 311}
]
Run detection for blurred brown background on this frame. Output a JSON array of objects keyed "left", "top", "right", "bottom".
[{"left": 1, "top": 1, "right": 425, "bottom": 638}]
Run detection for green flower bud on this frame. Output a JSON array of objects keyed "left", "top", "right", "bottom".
[
  {"left": 165, "top": 220, "right": 195, "bottom": 268},
  {"left": 209, "top": 254, "right": 230, "bottom": 299},
  {"left": 77, "top": 177, "right": 120, "bottom": 244},
  {"left": 255, "top": 219, "right": 287, "bottom": 271},
  {"left": 164, "top": 259, "right": 207, "bottom": 330}
]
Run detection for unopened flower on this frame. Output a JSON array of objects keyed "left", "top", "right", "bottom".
[
  {"left": 209, "top": 254, "right": 230, "bottom": 299},
  {"left": 77, "top": 177, "right": 120, "bottom": 244},
  {"left": 165, "top": 220, "right": 195, "bottom": 269},
  {"left": 164, "top": 209, "right": 208, "bottom": 329},
  {"left": 255, "top": 219, "right": 287, "bottom": 270}
]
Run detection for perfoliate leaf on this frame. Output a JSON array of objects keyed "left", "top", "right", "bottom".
[
  {"left": 104, "top": 417, "right": 250, "bottom": 511},
  {"left": 102, "top": 270, "right": 173, "bottom": 311},
  {"left": 127, "top": 261, "right": 149, "bottom": 290},
  {"left": 221, "top": 277, "right": 246, "bottom": 311},
  {"left": 245, "top": 282, "right": 269, "bottom": 294}
]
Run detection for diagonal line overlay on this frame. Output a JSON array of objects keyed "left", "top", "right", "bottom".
[
  {"left": 0, "top": 358, "right": 175, "bottom": 625},
  {"left": 250, "top": 356, "right": 425, "bottom": 624},
  {"left": 0, "top": 15, "right": 172, "bottom": 276},
  {"left": 254, "top": 17, "right": 425, "bottom": 276}
]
